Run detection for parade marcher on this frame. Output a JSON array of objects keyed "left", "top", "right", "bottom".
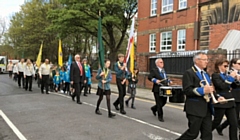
[
  {"left": 211, "top": 58, "right": 238, "bottom": 140},
  {"left": 53, "top": 71, "right": 61, "bottom": 92},
  {"left": 13, "top": 62, "right": 18, "bottom": 82},
  {"left": 63, "top": 68, "right": 71, "bottom": 95},
  {"left": 148, "top": 58, "right": 171, "bottom": 122},
  {"left": 113, "top": 54, "right": 128, "bottom": 115},
  {"left": 17, "top": 58, "right": 25, "bottom": 88},
  {"left": 7, "top": 60, "right": 13, "bottom": 78},
  {"left": 177, "top": 52, "right": 225, "bottom": 140},
  {"left": 80, "top": 59, "right": 91, "bottom": 96},
  {"left": 59, "top": 66, "right": 65, "bottom": 92},
  {"left": 125, "top": 67, "right": 139, "bottom": 109},
  {"left": 88, "top": 64, "right": 93, "bottom": 94},
  {"left": 216, "top": 58, "right": 240, "bottom": 136},
  {"left": 39, "top": 59, "right": 51, "bottom": 94},
  {"left": 95, "top": 59, "right": 115, "bottom": 118},
  {"left": 24, "top": 59, "right": 35, "bottom": 91},
  {"left": 70, "top": 54, "right": 86, "bottom": 104}
]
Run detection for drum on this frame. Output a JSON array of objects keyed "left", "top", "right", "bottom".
[
  {"left": 159, "top": 86, "right": 172, "bottom": 97},
  {"left": 169, "top": 86, "right": 185, "bottom": 103}
]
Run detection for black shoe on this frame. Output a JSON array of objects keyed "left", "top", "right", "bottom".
[
  {"left": 95, "top": 110, "right": 102, "bottom": 115},
  {"left": 41, "top": 91, "right": 44, "bottom": 94},
  {"left": 216, "top": 126, "right": 223, "bottom": 136},
  {"left": 29, "top": 90, "right": 32, "bottom": 92},
  {"left": 72, "top": 96, "right": 75, "bottom": 102},
  {"left": 113, "top": 103, "right": 119, "bottom": 111},
  {"left": 158, "top": 116, "right": 164, "bottom": 122},
  {"left": 84, "top": 94, "right": 87, "bottom": 97},
  {"left": 77, "top": 101, "right": 82, "bottom": 104},
  {"left": 151, "top": 107, "right": 156, "bottom": 116},
  {"left": 131, "top": 105, "right": 136, "bottom": 109},
  {"left": 108, "top": 112, "right": 116, "bottom": 118},
  {"left": 125, "top": 101, "right": 129, "bottom": 107},
  {"left": 46, "top": 92, "right": 49, "bottom": 94},
  {"left": 120, "top": 110, "right": 126, "bottom": 115}
]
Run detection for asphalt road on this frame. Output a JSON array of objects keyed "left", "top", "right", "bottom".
[{"left": 0, "top": 74, "right": 230, "bottom": 140}]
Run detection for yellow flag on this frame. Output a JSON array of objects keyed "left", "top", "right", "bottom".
[
  {"left": 36, "top": 42, "right": 43, "bottom": 67},
  {"left": 58, "top": 39, "right": 63, "bottom": 67},
  {"left": 130, "top": 42, "right": 134, "bottom": 73}
]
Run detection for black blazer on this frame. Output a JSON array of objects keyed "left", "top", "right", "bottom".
[
  {"left": 70, "top": 61, "right": 86, "bottom": 83},
  {"left": 182, "top": 67, "right": 215, "bottom": 117},
  {"left": 148, "top": 68, "right": 168, "bottom": 93},
  {"left": 231, "top": 80, "right": 240, "bottom": 102},
  {"left": 212, "top": 73, "right": 235, "bottom": 108}
]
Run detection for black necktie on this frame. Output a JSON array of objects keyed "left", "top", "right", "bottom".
[{"left": 201, "top": 71, "right": 205, "bottom": 80}]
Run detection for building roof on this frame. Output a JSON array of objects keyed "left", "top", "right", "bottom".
[{"left": 219, "top": 30, "right": 240, "bottom": 51}]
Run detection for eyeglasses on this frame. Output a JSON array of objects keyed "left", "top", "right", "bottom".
[
  {"left": 223, "top": 65, "right": 228, "bottom": 68},
  {"left": 198, "top": 59, "right": 208, "bottom": 61},
  {"left": 237, "top": 63, "right": 240, "bottom": 65}
]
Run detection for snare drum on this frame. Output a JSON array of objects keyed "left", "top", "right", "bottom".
[
  {"left": 169, "top": 86, "right": 185, "bottom": 103},
  {"left": 159, "top": 86, "right": 172, "bottom": 97}
]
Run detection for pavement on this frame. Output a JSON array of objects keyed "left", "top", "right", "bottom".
[{"left": 90, "top": 82, "right": 185, "bottom": 106}]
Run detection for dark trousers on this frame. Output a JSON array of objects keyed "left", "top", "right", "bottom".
[
  {"left": 13, "top": 73, "right": 17, "bottom": 81},
  {"left": 72, "top": 82, "right": 82, "bottom": 103},
  {"left": 212, "top": 107, "right": 238, "bottom": 140},
  {"left": 18, "top": 72, "right": 25, "bottom": 87},
  {"left": 25, "top": 76, "right": 33, "bottom": 91},
  {"left": 81, "top": 78, "right": 89, "bottom": 94},
  {"left": 64, "top": 82, "right": 70, "bottom": 94},
  {"left": 113, "top": 78, "right": 126, "bottom": 110},
  {"left": 220, "top": 102, "right": 240, "bottom": 129},
  {"left": 151, "top": 92, "right": 167, "bottom": 117},
  {"left": 177, "top": 111, "right": 212, "bottom": 140},
  {"left": 41, "top": 75, "right": 49, "bottom": 93}
]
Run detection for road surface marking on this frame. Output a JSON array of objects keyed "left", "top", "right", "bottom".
[
  {"left": 50, "top": 92, "right": 181, "bottom": 137},
  {"left": 143, "top": 132, "right": 170, "bottom": 140},
  {"left": 0, "top": 110, "right": 27, "bottom": 140}
]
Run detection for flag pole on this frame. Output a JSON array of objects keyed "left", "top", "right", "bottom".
[{"left": 98, "top": 10, "right": 105, "bottom": 92}]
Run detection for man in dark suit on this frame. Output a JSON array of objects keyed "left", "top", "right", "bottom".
[
  {"left": 177, "top": 52, "right": 225, "bottom": 140},
  {"left": 70, "top": 54, "right": 86, "bottom": 104},
  {"left": 148, "top": 58, "right": 171, "bottom": 122}
]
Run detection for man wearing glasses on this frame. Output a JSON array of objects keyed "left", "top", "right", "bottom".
[
  {"left": 148, "top": 58, "right": 172, "bottom": 122},
  {"left": 177, "top": 52, "right": 225, "bottom": 140}
]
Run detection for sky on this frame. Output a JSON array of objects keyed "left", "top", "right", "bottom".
[{"left": 0, "top": 0, "right": 25, "bottom": 25}]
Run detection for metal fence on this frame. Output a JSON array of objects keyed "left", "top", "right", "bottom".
[{"left": 149, "top": 50, "right": 240, "bottom": 75}]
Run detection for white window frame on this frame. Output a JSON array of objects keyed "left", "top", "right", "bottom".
[
  {"left": 179, "top": 0, "right": 187, "bottom": 10},
  {"left": 149, "top": 34, "right": 156, "bottom": 53},
  {"left": 150, "top": 0, "right": 157, "bottom": 16},
  {"left": 162, "top": 0, "right": 173, "bottom": 14},
  {"left": 177, "top": 29, "right": 186, "bottom": 51},
  {"left": 160, "top": 31, "right": 172, "bottom": 52}
]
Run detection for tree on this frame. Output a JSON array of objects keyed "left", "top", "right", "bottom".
[
  {"left": 0, "top": 17, "right": 7, "bottom": 44},
  {"left": 48, "top": 0, "right": 138, "bottom": 64}
]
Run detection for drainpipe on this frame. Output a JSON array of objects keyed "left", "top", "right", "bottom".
[{"left": 195, "top": 0, "right": 199, "bottom": 50}]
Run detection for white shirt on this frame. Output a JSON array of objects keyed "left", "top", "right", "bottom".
[
  {"left": 24, "top": 64, "right": 35, "bottom": 76},
  {"left": 17, "top": 62, "right": 25, "bottom": 72},
  {"left": 39, "top": 63, "right": 51, "bottom": 76},
  {"left": 13, "top": 65, "right": 18, "bottom": 73}
]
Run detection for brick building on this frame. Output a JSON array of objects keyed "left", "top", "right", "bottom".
[{"left": 137, "top": 0, "right": 240, "bottom": 73}]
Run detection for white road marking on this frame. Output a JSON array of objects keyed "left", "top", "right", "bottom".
[
  {"left": 0, "top": 110, "right": 27, "bottom": 140},
  {"left": 50, "top": 92, "right": 181, "bottom": 137},
  {"left": 143, "top": 132, "right": 170, "bottom": 140}
]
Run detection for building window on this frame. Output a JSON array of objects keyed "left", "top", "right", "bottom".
[
  {"left": 179, "top": 0, "right": 187, "bottom": 10},
  {"left": 160, "top": 31, "right": 172, "bottom": 51},
  {"left": 151, "top": 0, "right": 157, "bottom": 16},
  {"left": 149, "top": 34, "right": 156, "bottom": 52},
  {"left": 177, "top": 29, "right": 186, "bottom": 51},
  {"left": 162, "top": 0, "right": 173, "bottom": 14}
]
